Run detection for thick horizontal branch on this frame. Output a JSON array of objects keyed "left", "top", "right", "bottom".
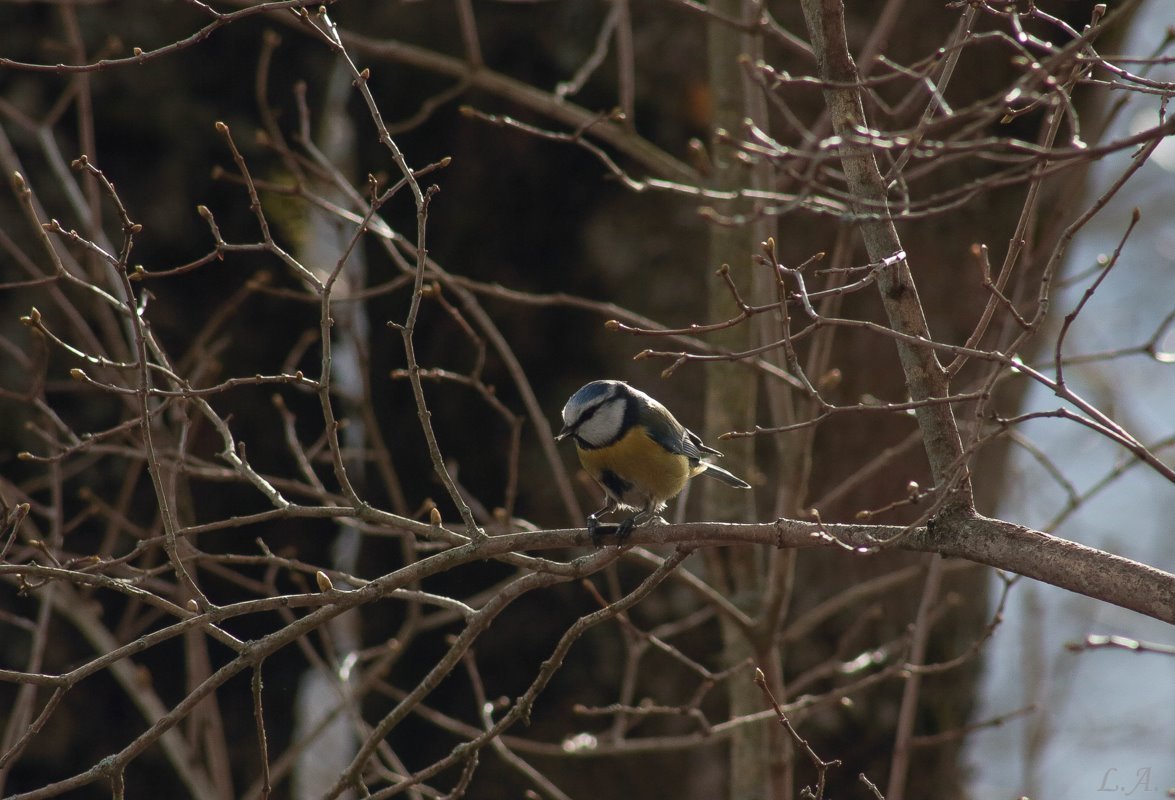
[
  {"left": 495, "top": 515, "right": 1173, "bottom": 624},
  {"left": 10, "top": 511, "right": 1165, "bottom": 627}
]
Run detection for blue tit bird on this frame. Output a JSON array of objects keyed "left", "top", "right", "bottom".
[{"left": 556, "top": 380, "right": 751, "bottom": 543}]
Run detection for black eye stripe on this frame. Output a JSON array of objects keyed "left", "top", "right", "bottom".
[{"left": 573, "top": 398, "right": 609, "bottom": 427}]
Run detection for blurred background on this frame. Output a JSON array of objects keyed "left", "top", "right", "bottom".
[
  {"left": 967, "top": 2, "right": 1175, "bottom": 795},
  {"left": 0, "top": 1, "right": 1171, "bottom": 798}
]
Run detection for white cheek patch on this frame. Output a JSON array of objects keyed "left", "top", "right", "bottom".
[{"left": 577, "top": 399, "right": 625, "bottom": 446}]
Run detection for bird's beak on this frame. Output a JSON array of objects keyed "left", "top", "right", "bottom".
[{"left": 555, "top": 426, "right": 571, "bottom": 442}]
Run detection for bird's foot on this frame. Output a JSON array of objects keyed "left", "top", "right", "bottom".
[
  {"left": 587, "top": 514, "right": 613, "bottom": 547},
  {"left": 588, "top": 514, "right": 633, "bottom": 547},
  {"left": 614, "top": 516, "right": 636, "bottom": 544},
  {"left": 587, "top": 514, "right": 601, "bottom": 547}
]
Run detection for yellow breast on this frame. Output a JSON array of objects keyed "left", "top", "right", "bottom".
[{"left": 576, "top": 425, "right": 692, "bottom": 507}]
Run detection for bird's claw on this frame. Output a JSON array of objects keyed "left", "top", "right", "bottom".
[
  {"left": 615, "top": 516, "right": 636, "bottom": 543},
  {"left": 587, "top": 514, "right": 632, "bottom": 547},
  {"left": 587, "top": 514, "right": 604, "bottom": 547}
]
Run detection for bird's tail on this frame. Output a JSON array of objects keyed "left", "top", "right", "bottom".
[{"left": 698, "top": 461, "right": 751, "bottom": 489}]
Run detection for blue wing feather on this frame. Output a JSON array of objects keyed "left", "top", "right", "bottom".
[{"left": 638, "top": 397, "right": 722, "bottom": 461}]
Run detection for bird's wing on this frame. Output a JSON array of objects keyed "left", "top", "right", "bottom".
[
  {"left": 641, "top": 400, "right": 721, "bottom": 461},
  {"left": 683, "top": 428, "right": 723, "bottom": 458}
]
